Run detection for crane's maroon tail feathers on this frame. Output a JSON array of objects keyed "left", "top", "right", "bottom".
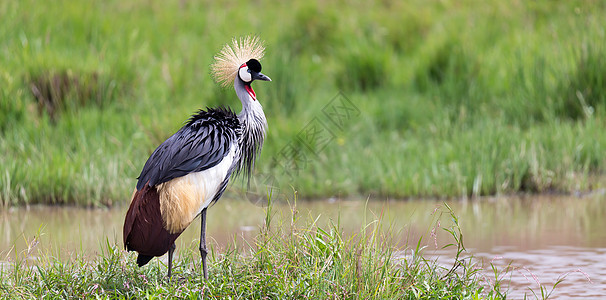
[
  {"left": 123, "top": 183, "right": 183, "bottom": 267},
  {"left": 137, "top": 255, "right": 154, "bottom": 267}
]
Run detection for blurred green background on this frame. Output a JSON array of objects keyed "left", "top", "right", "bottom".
[{"left": 0, "top": 0, "right": 605, "bottom": 206}]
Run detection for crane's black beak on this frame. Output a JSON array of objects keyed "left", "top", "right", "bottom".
[{"left": 252, "top": 71, "right": 271, "bottom": 82}]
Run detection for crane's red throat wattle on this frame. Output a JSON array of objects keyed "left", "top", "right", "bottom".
[{"left": 244, "top": 85, "right": 256, "bottom": 101}]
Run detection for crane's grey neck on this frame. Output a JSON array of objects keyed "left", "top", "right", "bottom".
[{"left": 234, "top": 78, "right": 267, "bottom": 181}]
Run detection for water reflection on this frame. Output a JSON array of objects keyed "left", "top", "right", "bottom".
[{"left": 1, "top": 195, "right": 603, "bottom": 298}]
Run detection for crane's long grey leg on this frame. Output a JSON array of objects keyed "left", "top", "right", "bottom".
[
  {"left": 167, "top": 243, "right": 176, "bottom": 279},
  {"left": 200, "top": 208, "right": 208, "bottom": 280}
]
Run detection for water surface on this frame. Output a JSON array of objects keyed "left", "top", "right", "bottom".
[{"left": 1, "top": 195, "right": 603, "bottom": 299}]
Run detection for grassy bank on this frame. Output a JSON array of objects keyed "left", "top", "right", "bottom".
[
  {"left": 1, "top": 0, "right": 606, "bottom": 205},
  {"left": 0, "top": 203, "right": 522, "bottom": 299}
]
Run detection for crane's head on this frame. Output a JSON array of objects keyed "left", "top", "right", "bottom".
[
  {"left": 238, "top": 58, "right": 271, "bottom": 84},
  {"left": 235, "top": 58, "right": 271, "bottom": 102},
  {"left": 211, "top": 36, "right": 270, "bottom": 88}
]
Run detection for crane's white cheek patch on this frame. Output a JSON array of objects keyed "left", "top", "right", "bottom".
[
  {"left": 157, "top": 147, "right": 235, "bottom": 233},
  {"left": 239, "top": 67, "right": 252, "bottom": 82}
]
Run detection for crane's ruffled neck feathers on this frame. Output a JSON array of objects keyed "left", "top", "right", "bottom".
[{"left": 211, "top": 36, "right": 265, "bottom": 87}]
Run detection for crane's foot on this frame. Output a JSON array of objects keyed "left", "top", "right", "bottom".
[
  {"left": 167, "top": 243, "right": 176, "bottom": 280},
  {"left": 199, "top": 246, "right": 208, "bottom": 280}
]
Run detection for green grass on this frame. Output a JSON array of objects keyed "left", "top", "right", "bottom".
[
  {"left": 1, "top": 0, "right": 606, "bottom": 205},
  {"left": 0, "top": 201, "right": 518, "bottom": 299}
]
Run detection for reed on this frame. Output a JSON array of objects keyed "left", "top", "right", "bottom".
[{"left": 1, "top": 0, "right": 605, "bottom": 205}]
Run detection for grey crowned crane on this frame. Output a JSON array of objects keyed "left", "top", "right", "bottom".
[{"left": 123, "top": 36, "right": 271, "bottom": 279}]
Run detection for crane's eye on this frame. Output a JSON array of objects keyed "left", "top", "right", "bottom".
[{"left": 239, "top": 66, "right": 252, "bottom": 83}]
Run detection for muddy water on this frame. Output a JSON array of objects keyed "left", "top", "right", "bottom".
[{"left": 1, "top": 195, "right": 604, "bottom": 299}]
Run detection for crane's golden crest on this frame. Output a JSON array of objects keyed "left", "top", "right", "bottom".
[{"left": 211, "top": 35, "right": 265, "bottom": 87}]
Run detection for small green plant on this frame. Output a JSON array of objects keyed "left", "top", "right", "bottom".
[
  {"left": 280, "top": 3, "right": 340, "bottom": 56},
  {"left": 27, "top": 69, "right": 125, "bottom": 122},
  {"left": 336, "top": 45, "right": 390, "bottom": 92},
  {"left": 557, "top": 42, "right": 606, "bottom": 120}
]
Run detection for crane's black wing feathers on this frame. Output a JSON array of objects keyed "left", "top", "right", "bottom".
[{"left": 136, "top": 107, "right": 240, "bottom": 190}]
